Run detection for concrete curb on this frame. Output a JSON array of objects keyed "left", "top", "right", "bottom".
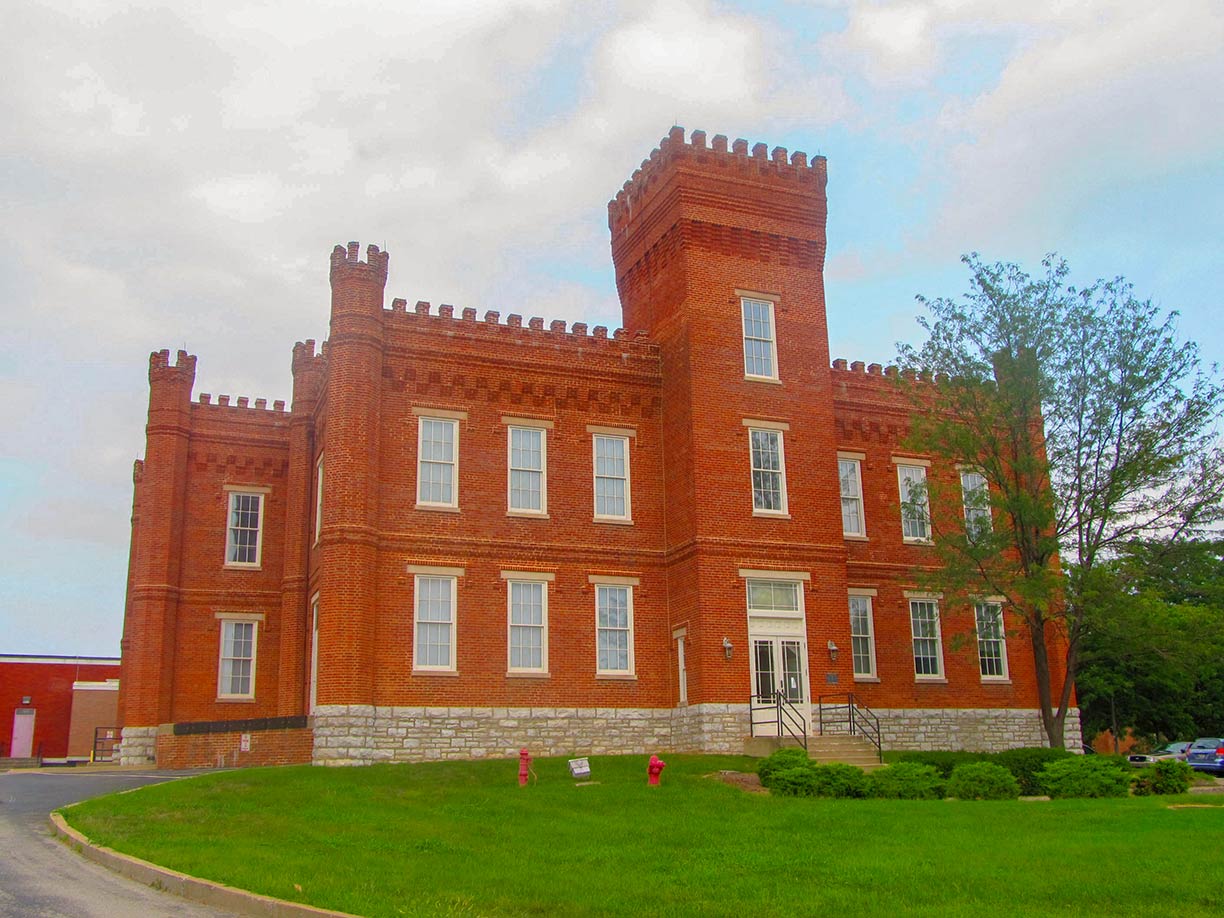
[{"left": 49, "top": 812, "right": 361, "bottom": 918}]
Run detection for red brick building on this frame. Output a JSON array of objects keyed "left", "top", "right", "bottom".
[
  {"left": 2, "top": 655, "right": 120, "bottom": 762},
  {"left": 118, "top": 128, "right": 1077, "bottom": 767}
]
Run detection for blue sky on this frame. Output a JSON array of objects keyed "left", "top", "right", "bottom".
[{"left": 2, "top": 0, "right": 1222, "bottom": 654}]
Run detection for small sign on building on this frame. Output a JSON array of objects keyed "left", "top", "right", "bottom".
[
  {"left": 568, "top": 757, "right": 591, "bottom": 779},
  {"left": 239, "top": 733, "right": 251, "bottom": 753}
]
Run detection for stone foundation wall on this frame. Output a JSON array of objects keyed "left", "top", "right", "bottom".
[
  {"left": 875, "top": 707, "right": 1082, "bottom": 751},
  {"left": 117, "top": 725, "right": 157, "bottom": 765},
  {"left": 313, "top": 704, "right": 1082, "bottom": 764}
]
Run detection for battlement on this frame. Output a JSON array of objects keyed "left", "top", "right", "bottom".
[
  {"left": 608, "top": 126, "right": 827, "bottom": 234},
  {"left": 148, "top": 349, "right": 197, "bottom": 383},
  {"left": 329, "top": 241, "right": 389, "bottom": 284},
  {"left": 383, "top": 297, "right": 659, "bottom": 357},
  {"left": 292, "top": 338, "right": 327, "bottom": 370},
  {"left": 194, "top": 392, "right": 288, "bottom": 414}
]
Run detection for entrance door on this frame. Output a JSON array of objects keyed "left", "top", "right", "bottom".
[
  {"left": 750, "top": 637, "right": 809, "bottom": 737},
  {"left": 11, "top": 708, "right": 35, "bottom": 758}
]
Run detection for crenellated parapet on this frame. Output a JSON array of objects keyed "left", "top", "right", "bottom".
[
  {"left": 607, "top": 125, "right": 827, "bottom": 236},
  {"left": 148, "top": 348, "right": 196, "bottom": 386},
  {"left": 382, "top": 297, "right": 658, "bottom": 362},
  {"left": 329, "top": 241, "right": 389, "bottom": 285},
  {"left": 193, "top": 393, "right": 288, "bottom": 413}
]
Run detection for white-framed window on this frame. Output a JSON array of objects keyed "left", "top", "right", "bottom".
[
  {"left": 594, "top": 583, "right": 635, "bottom": 675},
  {"left": 849, "top": 594, "right": 877, "bottom": 678},
  {"left": 960, "top": 469, "right": 992, "bottom": 540},
  {"left": 749, "top": 427, "right": 788, "bottom": 514},
  {"left": 309, "top": 593, "right": 320, "bottom": 713},
  {"left": 417, "top": 416, "right": 459, "bottom": 508},
  {"left": 745, "top": 578, "right": 802, "bottom": 617},
  {"left": 909, "top": 598, "right": 945, "bottom": 679},
  {"left": 741, "top": 296, "right": 779, "bottom": 380},
  {"left": 217, "top": 618, "right": 258, "bottom": 699},
  {"left": 839, "top": 457, "right": 866, "bottom": 536},
  {"left": 593, "top": 434, "right": 632, "bottom": 521},
  {"left": 225, "top": 489, "right": 265, "bottom": 567},
  {"left": 897, "top": 464, "right": 931, "bottom": 541},
  {"left": 314, "top": 456, "right": 324, "bottom": 544},
  {"left": 507, "top": 579, "right": 548, "bottom": 673},
  {"left": 507, "top": 425, "right": 547, "bottom": 514},
  {"left": 414, "top": 574, "right": 457, "bottom": 671},
  {"left": 975, "top": 602, "right": 1010, "bottom": 680}
]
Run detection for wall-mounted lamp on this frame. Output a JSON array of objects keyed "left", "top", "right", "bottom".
[
  {"left": 722, "top": 637, "right": 734, "bottom": 660},
  {"left": 21, "top": 696, "right": 31, "bottom": 705},
  {"left": 826, "top": 640, "right": 839, "bottom": 663}
]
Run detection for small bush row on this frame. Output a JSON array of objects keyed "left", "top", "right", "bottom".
[{"left": 758, "top": 748, "right": 1194, "bottom": 799}]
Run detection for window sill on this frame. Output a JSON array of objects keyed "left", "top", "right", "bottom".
[
  {"left": 902, "top": 538, "right": 933, "bottom": 546},
  {"left": 216, "top": 697, "right": 256, "bottom": 703},
  {"left": 412, "top": 668, "right": 460, "bottom": 677},
  {"left": 914, "top": 677, "right": 948, "bottom": 684},
  {"left": 843, "top": 534, "right": 869, "bottom": 542},
  {"left": 980, "top": 678, "right": 1012, "bottom": 685},
  {"left": 416, "top": 504, "right": 460, "bottom": 513},
  {"left": 593, "top": 516, "right": 634, "bottom": 526},
  {"left": 595, "top": 673, "right": 638, "bottom": 681},
  {"left": 506, "top": 671, "right": 551, "bottom": 679},
  {"left": 506, "top": 510, "right": 550, "bottom": 519},
  {"left": 744, "top": 375, "right": 783, "bottom": 385},
  {"left": 223, "top": 563, "right": 262, "bottom": 571},
  {"left": 853, "top": 676, "right": 880, "bottom": 683},
  {"left": 752, "top": 510, "right": 791, "bottom": 519}
]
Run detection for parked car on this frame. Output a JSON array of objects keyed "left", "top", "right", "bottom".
[
  {"left": 1186, "top": 737, "right": 1224, "bottom": 776},
  {"left": 1128, "top": 741, "right": 1192, "bottom": 768}
]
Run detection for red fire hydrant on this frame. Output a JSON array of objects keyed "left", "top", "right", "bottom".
[
  {"left": 519, "top": 748, "right": 531, "bottom": 787},
  {"left": 648, "top": 754, "right": 667, "bottom": 786}
]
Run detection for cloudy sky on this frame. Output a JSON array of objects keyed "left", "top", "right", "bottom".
[{"left": 2, "top": 0, "right": 1222, "bottom": 656}]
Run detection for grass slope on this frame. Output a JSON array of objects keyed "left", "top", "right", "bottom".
[{"left": 65, "top": 754, "right": 1224, "bottom": 917}]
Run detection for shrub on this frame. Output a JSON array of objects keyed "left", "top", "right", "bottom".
[
  {"left": 947, "top": 762, "right": 1021, "bottom": 800},
  {"left": 993, "top": 747, "right": 1075, "bottom": 796},
  {"left": 1131, "top": 759, "right": 1194, "bottom": 796},
  {"left": 769, "top": 766, "right": 821, "bottom": 797},
  {"left": 757, "top": 747, "right": 811, "bottom": 788},
  {"left": 893, "top": 750, "right": 988, "bottom": 778},
  {"left": 809, "top": 764, "right": 870, "bottom": 798},
  {"left": 867, "top": 762, "right": 945, "bottom": 800},
  {"left": 1039, "top": 756, "right": 1131, "bottom": 798}
]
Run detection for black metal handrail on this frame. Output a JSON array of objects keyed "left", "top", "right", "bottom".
[
  {"left": 816, "top": 692, "right": 883, "bottom": 762},
  {"left": 93, "top": 726, "right": 121, "bottom": 763},
  {"left": 749, "top": 691, "right": 809, "bottom": 751}
]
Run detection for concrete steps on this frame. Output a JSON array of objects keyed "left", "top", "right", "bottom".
[{"left": 743, "top": 734, "right": 884, "bottom": 770}]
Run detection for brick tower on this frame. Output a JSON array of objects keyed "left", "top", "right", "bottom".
[{"left": 609, "top": 127, "right": 852, "bottom": 725}]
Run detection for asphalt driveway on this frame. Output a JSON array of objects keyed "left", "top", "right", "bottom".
[{"left": 0, "top": 767, "right": 238, "bottom": 917}]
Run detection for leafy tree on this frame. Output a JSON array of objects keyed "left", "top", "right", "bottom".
[{"left": 897, "top": 255, "right": 1224, "bottom": 747}]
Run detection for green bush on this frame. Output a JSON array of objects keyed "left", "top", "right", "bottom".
[
  {"left": 947, "top": 762, "right": 1021, "bottom": 800},
  {"left": 809, "top": 764, "right": 870, "bottom": 798},
  {"left": 757, "top": 747, "right": 811, "bottom": 788},
  {"left": 769, "top": 766, "right": 820, "bottom": 797},
  {"left": 1039, "top": 756, "right": 1131, "bottom": 798},
  {"left": 893, "top": 750, "right": 988, "bottom": 778},
  {"left": 867, "top": 762, "right": 945, "bottom": 800},
  {"left": 993, "top": 747, "right": 1075, "bottom": 796},
  {"left": 1131, "top": 759, "right": 1194, "bottom": 796}
]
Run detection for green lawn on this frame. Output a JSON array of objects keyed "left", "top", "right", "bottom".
[{"left": 64, "top": 754, "right": 1224, "bottom": 917}]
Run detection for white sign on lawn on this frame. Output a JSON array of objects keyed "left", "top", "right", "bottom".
[{"left": 568, "top": 757, "right": 591, "bottom": 778}]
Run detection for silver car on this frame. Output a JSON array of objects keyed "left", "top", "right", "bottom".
[{"left": 1128, "top": 741, "right": 1191, "bottom": 768}]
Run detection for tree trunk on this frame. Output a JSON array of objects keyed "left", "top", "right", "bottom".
[{"left": 1027, "top": 615, "right": 1065, "bottom": 748}]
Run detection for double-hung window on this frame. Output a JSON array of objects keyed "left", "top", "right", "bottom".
[
  {"left": 217, "top": 615, "right": 259, "bottom": 699},
  {"left": 505, "top": 574, "right": 550, "bottom": 674},
  {"left": 960, "top": 469, "right": 992, "bottom": 540},
  {"left": 507, "top": 423, "right": 547, "bottom": 515},
  {"left": 314, "top": 456, "right": 324, "bottom": 544},
  {"left": 909, "top": 598, "right": 945, "bottom": 680},
  {"left": 741, "top": 296, "right": 779, "bottom": 380},
  {"left": 592, "top": 430, "right": 632, "bottom": 522},
  {"left": 896, "top": 462, "right": 931, "bottom": 541},
  {"left": 975, "top": 602, "right": 1010, "bottom": 680},
  {"left": 839, "top": 455, "right": 866, "bottom": 536},
  {"left": 848, "top": 593, "right": 877, "bottom": 678},
  {"left": 592, "top": 577, "right": 636, "bottom": 676},
  {"left": 747, "top": 423, "right": 789, "bottom": 515},
  {"left": 416, "top": 414, "right": 460, "bottom": 509},
  {"left": 413, "top": 572, "right": 458, "bottom": 672},
  {"left": 225, "top": 487, "right": 266, "bottom": 567}
]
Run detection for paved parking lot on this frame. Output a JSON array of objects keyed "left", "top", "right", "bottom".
[{"left": 0, "top": 768, "right": 238, "bottom": 917}]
